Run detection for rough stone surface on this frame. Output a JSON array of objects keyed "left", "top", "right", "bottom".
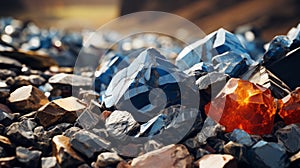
[
  {"left": 197, "top": 154, "right": 238, "bottom": 168},
  {"left": 249, "top": 140, "right": 290, "bottom": 168},
  {"left": 41, "top": 157, "right": 59, "bottom": 168},
  {"left": 6, "top": 119, "right": 37, "bottom": 146},
  {"left": 36, "top": 97, "right": 86, "bottom": 127},
  {"left": 49, "top": 73, "right": 92, "bottom": 87},
  {"left": 93, "top": 152, "right": 123, "bottom": 168},
  {"left": 276, "top": 124, "right": 300, "bottom": 153},
  {"left": 52, "top": 135, "right": 84, "bottom": 167},
  {"left": 8, "top": 85, "right": 49, "bottom": 113},
  {"left": 131, "top": 144, "right": 193, "bottom": 168},
  {"left": 229, "top": 129, "right": 254, "bottom": 146},
  {"left": 16, "top": 146, "right": 42, "bottom": 168},
  {"left": 105, "top": 110, "right": 139, "bottom": 137},
  {"left": 70, "top": 130, "right": 110, "bottom": 159}
]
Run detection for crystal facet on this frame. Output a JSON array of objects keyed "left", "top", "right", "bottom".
[
  {"left": 205, "top": 78, "right": 276, "bottom": 135},
  {"left": 103, "top": 48, "right": 198, "bottom": 122},
  {"left": 278, "top": 87, "right": 300, "bottom": 124},
  {"left": 176, "top": 28, "right": 255, "bottom": 77}
]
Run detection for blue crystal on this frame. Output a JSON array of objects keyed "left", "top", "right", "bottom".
[
  {"left": 103, "top": 48, "right": 197, "bottom": 122},
  {"left": 95, "top": 54, "right": 129, "bottom": 94},
  {"left": 136, "top": 114, "right": 167, "bottom": 137},
  {"left": 176, "top": 28, "right": 255, "bottom": 77},
  {"left": 264, "top": 36, "right": 292, "bottom": 64}
]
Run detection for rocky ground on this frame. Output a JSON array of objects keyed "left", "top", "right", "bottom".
[{"left": 0, "top": 17, "right": 300, "bottom": 168}]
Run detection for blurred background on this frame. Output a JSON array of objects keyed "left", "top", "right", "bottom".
[{"left": 0, "top": 0, "right": 299, "bottom": 40}]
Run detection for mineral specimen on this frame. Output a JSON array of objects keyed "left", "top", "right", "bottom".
[
  {"left": 36, "top": 97, "right": 86, "bottom": 127},
  {"left": 278, "top": 87, "right": 300, "bottom": 124},
  {"left": 276, "top": 124, "right": 300, "bottom": 153},
  {"left": 92, "top": 152, "right": 123, "bottom": 168},
  {"left": 103, "top": 48, "right": 198, "bottom": 122},
  {"left": 175, "top": 28, "right": 255, "bottom": 77},
  {"left": 8, "top": 85, "right": 49, "bottom": 113},
  {"left": 205, "top": 78, "right": 276, "bottom": 135},
  {"left": 16, "top": 146, "right": 42, "bottom": 168}
]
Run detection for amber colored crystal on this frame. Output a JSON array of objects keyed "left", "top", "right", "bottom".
[
  {"left": 278, "top": 87, "right": 300, "bottom": 124},
  {"left": 205, "top": 78, "right": 276, "bottom": 135}
]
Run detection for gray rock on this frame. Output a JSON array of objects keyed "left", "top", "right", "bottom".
[
  {"left": 16, "top": 146, "right": 42, "bottom": 168},
  {"left": 6, "top": 119, "right": 37, "bottom": 146},
  {"left": 249, "top": 140, "right": 289, "bottom": 168},
  {"left": 276, "top": 124, "right": 300, "bottom": 153},
  {"left": 41, "top": 157, "right": 59, "bottom": 168},
  {"left": 70, "top": 130, "right": 110, "bottom": 159}
]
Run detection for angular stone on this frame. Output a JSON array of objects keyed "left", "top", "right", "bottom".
[
  {"left": 49, "top": 73, "right": 92, "bottom": 87},
  {"left": 266, "top": 47, "right": 300, "bottom": 90},
  {"left": 184, "top": 62, "right": 214, "bottom": 79},
  {"left": 224, "top": 141, "right": 247, "bottom": 161},
  {"left": 36, "top": 97, "right": 86, "bottom": 127},
  {"left": 93, "top": 152, "right": 123, "bottom": 168},
  {"left": 16, "top": 146, "right": 42, "bottom": 168},
  {"left": 0, "top": 50, "right": 58, "bottom": 70},
  {"left": 105, "top": 110, "right": 139, "bottom": 137},
  {"left": 63, "top": 127, "right": 82, "bottom": 138},
  {"left": 196, "top": 72, "right": 229, "bottom": 105},
  {"left": 76, "top": 109, "right": 101, "bottom": 130},
  {"left": 205, "top": 78, "right": 276, "bottom": 135},
  {"left": 278, "top": 88, "right": 300, "bottom": 125},
  {"left": 276, "top": 124, "right": 300, "bottom": 153},
  {"left": 137, "top": 114, "right": 166, "bottom": 137},
  {"left": 52, "top": 135, "right": 84, "bottom": 167},
  {"left": 94, "top": 54, "right": 129, "bottom": 93},
  {"left": 70, "top": 130, "right": 110, "bottom": 159},
  {"left": 41, "top": 157, "right": 59, "bottom": 168},
  {"left": 196, "top": 117, "right": 224, "bottom": 145},
  {"left": 196, "top": 154, "right": 237, "bottom": 168},
  {"left": 249, "top": 140, "right": 289, "bottom": 168},
  {"left": 103, "top": 48, "right": 199, "bottom": 122},
  {"left": 229, "top": 129, "right": 254, "bottom": 146},
  {"left": 263, "top": 36, "right": 292, "bottom": 65},
  {"left": 244, "top": 66, "right": 291, "bottom": 99},
  {"left": 6, "top": 119, "right": 37, "bottom": 146},
  {"left": 0, "top": 111, "right": 14, "bottom": 126},
  {"left": 8, "top": 85, "right": 49, "bottom": 113},
  {"left": 131, "top": 144, "right": 193, "bottom": 168},
  {"left": 176, "top": 28, "right": 255, "bottom": 77}
]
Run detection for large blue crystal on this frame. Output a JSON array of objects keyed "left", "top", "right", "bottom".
[
  {"left": 176, "top": 28, "right": 255, "bottom": 77},
  {"left": 103, "top": 48, "right": 198, "bottom": 122},
  {"left": 94, "top": 53, "right": 129, "bottom": 94},
  {"left": 263, "top": 36, "right": 292, "bottom": 65}
]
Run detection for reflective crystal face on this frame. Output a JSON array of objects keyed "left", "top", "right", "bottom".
[
  {"left": 205, "top": 78, "right": 276, "bottom": 135},
  {"left": 103, "top": 48, "right": 198, "bottom": 122},
  {"left": 175, "top": 28, "right": 255, "bottom": 77}
]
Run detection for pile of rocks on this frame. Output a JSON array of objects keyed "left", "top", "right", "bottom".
[{"left": 0, "top": 17, "right": 300, "bottom": 168}]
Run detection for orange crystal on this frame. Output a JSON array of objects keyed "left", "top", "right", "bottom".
[
  {"left": 278, "top": 87, "right": 300, "bottom": 124},
  {"left": 204, "top": 78, "right": 276, "bottom": 135}
]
